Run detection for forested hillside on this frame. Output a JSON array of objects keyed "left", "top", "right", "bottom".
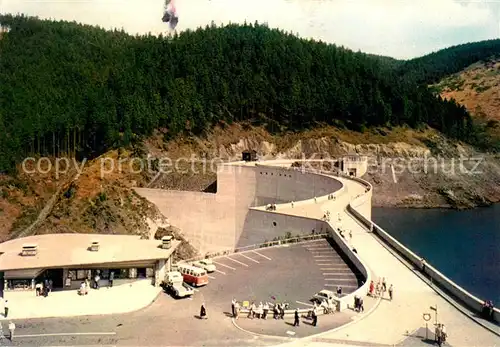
[
  {"left": 397, "top": 39, "right": 500, "bottom": 85},
  {"left": 0, "top": 15, "right": 473, "bottom": 172}
]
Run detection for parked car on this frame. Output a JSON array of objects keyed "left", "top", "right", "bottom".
[
  {"left": 163, "top": 271, "right": 194, "bottom": 298},
  {"left": 192, "top": 259, "right": 216, "bottom": 273},
  {"left": 312, "top": 289, "right": 336, "bottom": 303}
]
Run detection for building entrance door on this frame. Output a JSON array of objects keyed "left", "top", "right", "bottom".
[
  {"left": 44, "top": 269, "right": 64, "bottom": 288},
  {"left": 137, "top": 268, "right": 147, "bottom": 278}
]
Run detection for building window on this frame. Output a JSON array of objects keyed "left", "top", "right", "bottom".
[
  {"left": 76, "top": 270, "right": 87, "bottom": 280},
  {"left": 68, "top": 270, "right": 76, "bottom": 280}
]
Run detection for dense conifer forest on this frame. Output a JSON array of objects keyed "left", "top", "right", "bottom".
[
  {"left": 0, "top": 15, "right": 482, "bottom": 172},
  {"left": 396, "top": 39, "right": 500, "bottom": 85}
]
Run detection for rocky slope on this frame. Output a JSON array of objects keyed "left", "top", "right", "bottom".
[
  {"left": 146, "top": 123, "right": 500, "bottom": 209},
  {"left": 2, "top": 123, "right": 499, "bottom": 243}
]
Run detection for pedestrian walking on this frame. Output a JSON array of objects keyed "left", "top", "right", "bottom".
[
  {"left": 293, "top": 308, "right": 300, "bottom": 327},
  {"left": 4, "top": 299, "right": 8, "bottom": 318},
  {"left": 200, "top": 302, "right": 207, "bottom": 319},
  {"left": 49, "top": 279, "right": 53, "bottom": 292},
  {"left": 8, "top": 321, "right": 15, "bottom": 341},
  {"left": 349, "top": 230, "right": 352, "bottom": 240},
  {"left": 231, "top": 298, "right": 236, "bottom": 317},
  {"left": 359, "top": 297, "right": 364, "bottom": 312},
  {"left": 388, "top": 284, "right": 393, "bottom": 301},
  {"left": 382, "top": 278, "right": 387, "bottom": 292}
]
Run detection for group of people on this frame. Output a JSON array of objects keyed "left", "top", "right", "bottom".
[
  {"left": 232, "top": 299, "right": 290, "bottom": 320},
  {"left": 78, "top": 271, "right": 115, "bottom": 295},
  {"left": 265, "top": 204, "right": 277, "bottom": 211},
  {"left": 353, "top": 295, "right": 365, "bottom": 312},
  {"left": 481, "top": 300, "right": 495, "bottom": 321},
  {"left": 434, "top": 323, "right": 447, "bottom": 346},
  {"left": 368, "top": 278, "right": 393, "bottom": 300},
  {"left": 35, "top": 279, "right": 53, "bottom": 297}
]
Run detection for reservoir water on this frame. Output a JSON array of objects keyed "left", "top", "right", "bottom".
[{"left": 372, "top": 205, "right": 500, "bottom": 305}]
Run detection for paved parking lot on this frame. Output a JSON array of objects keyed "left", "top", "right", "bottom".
[{"left": 4, "top": 239, "right": 361, "bottom": 346}]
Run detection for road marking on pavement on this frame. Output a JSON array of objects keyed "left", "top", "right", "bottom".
[
  {"left": 215, "top": 269, "right": 226, "bottom": 275},
  {"left": 16, "top": 332, "right": 117, "bottom": 338},
  {"left": 324, "top": 278, "right": 355, "bottom": 281},
  {"left": 238, "top": 253, "right": 259, "bottom": 263},
  {"left": 225, "top": 256, "right": 249, "bottom": 267},
  {"left": 296, "top": 300, "right": 314, "bottom": 307},
  {"left": 208, "top": 275, "right": 216, "bottom": 279},
  {"left": 213, "top": 261, "right": 236, "bottom": 270},
  {"left": 323, "top": 272, "right": 353, "bottom": 275},
  {"left": 314, "top": 255, "right": 337, "bottom": 258},
  {"left": 320, "top": 268, "right": 351, "bottom": 271},
  {"left": 252, "top": 250, "right": 271, "bottom": 260},
  {"left": 324, "top": 284, "right": 358, "bottom": 288}
]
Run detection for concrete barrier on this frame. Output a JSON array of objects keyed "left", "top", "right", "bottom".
[{"left": 346, "top": 176, "right": 500, "bottom": 325}]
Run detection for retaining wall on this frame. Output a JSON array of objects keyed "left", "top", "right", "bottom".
[{"left": 346, "top": 179, "right": 500, "bottom": 324}]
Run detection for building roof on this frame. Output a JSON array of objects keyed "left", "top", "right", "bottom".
[{"left": 0, "top": 234, "right": 180, "bottom": 271}]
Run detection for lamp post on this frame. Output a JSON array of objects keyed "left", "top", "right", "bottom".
[{"left": 430, "top": 305, "right": 438, "bottom": 326}]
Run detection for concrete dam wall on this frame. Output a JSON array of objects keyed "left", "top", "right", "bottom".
[{"left": 135, "top": 162, "right": 342, "bottom": 253}]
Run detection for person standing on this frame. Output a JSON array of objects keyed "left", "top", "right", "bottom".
[
  {"left": 48, "top": 279, "right": 53, "bottom": 293},
  {"left": 441, "top": 324, "right": 447, "bottom": 343},
  {"left": 293, "top": 308, "right": 300, "bottom": 327},
  {"left": 234, "top": 301, "right": 240, "bottom": 320},
  {"left": 109, "top": 271, "right": 114, "bottom": 288},
  {"left": 369, "top": 280, "right": 374, "bottom": 296},
  {"left": 312, "top": 308, "right": 317, "bottom": 327},
  {"left": 4, "top": 299, "right": 8, "bottom": 318},
  {"left": 263, "top": 302, "right": 269, "bottom": 319},
  {"left": 279, "top": 303, "right": 285, "bottom": 319},
  {"left": 336, "top": 286, "right": 342, "bottom": 297},
  {"left": 8, "top": 321, "right": 15, "bottom": 341},
  {"left": 200, "top": 303, "right": 207, "bottom": 319},
  {"left": 231, "top": 298, "right": 236, "bottom": 318},
  {"left": 382, "top": 278, "right": 387, "bottom": 293},
  {"left": 388, "top": 284, "right": 393, "bottom": 301},
  {"left": 435, "top": 324, "right": 442, "bottom": 346}
]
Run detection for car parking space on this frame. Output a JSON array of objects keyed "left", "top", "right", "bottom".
[{"left": 183, "top": 238, "right": 359, "bottom": 310}]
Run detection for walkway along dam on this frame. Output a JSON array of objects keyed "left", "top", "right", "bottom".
[{"left": 136, "top": 158, "right": 500, "bottom": 346}]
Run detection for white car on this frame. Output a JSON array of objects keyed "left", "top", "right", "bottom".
[
  {"left": 312, "top": 289, "right": 336, "bottom": 303},
  {"left": 192, "top": 259, "right": 216, "bottom": 273}
]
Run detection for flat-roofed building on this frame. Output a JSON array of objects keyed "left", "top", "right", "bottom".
[{"left": 0, "top": 234, "right": 180, "bottom": 292}]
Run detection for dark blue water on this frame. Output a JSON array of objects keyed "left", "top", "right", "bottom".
[{"left": 372, "top": 205, "right": 500, "bottom": 305}]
